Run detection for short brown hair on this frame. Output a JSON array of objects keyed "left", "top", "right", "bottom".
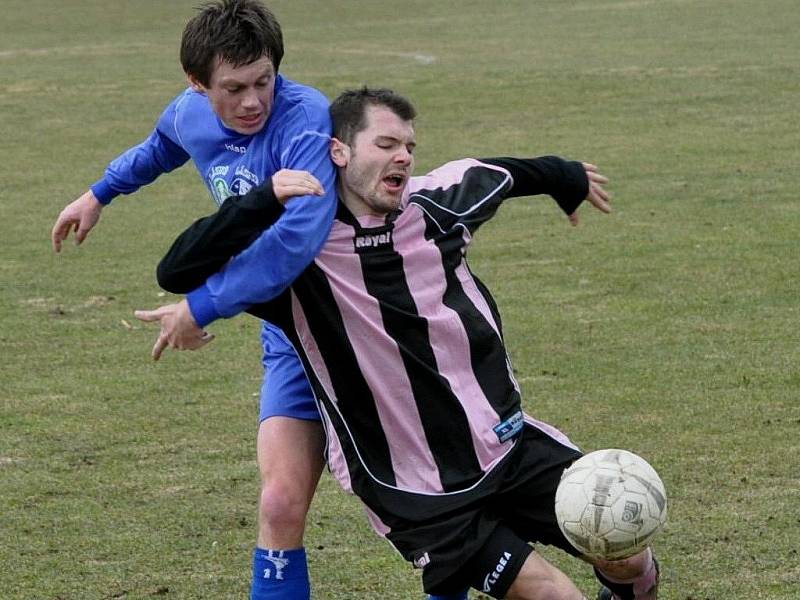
[
  {"left": 180, "top": 0, "right": 284, "bottom": 86},
  {"left": 330, "top": 87, "right": 417, "bottom": 144}
]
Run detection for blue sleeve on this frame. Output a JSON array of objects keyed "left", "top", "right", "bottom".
[
  {"left": 90, "top": 95, "right": 191, "bottom": 205},
  {"left": 187, "top": 107, "right": 336, "bottom": 327}
]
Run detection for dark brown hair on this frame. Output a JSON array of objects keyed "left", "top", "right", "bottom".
[
  {"left": 330, "top": 87, "right": 417, "bottom": 144},
  {"left": 180, "top": 0, "right": 284, "bottom": 86}
]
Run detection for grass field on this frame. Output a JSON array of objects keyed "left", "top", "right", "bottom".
[{"left": 2, "top": 0, "right": 799, "bottom": 598}]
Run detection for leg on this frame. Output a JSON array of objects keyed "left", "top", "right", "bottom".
[
  {"left": 251, "top": 416, "right": 325, "bottom": 599},
  {"left": 505, "top": 552, "right": 586, "bottom": 600},
  {"left": 451, "top": 523, "right": 585, "bottom": 600},
  {"left": 252, "top": 328, "right": 326, "bottom": 600},
  {"left": 589, "top": 548, "right": 659, "bottom": 600},
  {"left": 480, "top": 424, "right": 585, "bottom": 599},
  {"left": 257, "top": 416, "right": 325, "bottom": 547}
]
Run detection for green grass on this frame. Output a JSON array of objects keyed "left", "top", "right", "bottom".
[{"left": 2, "top": 0, "right": 799, "bottom": 598}]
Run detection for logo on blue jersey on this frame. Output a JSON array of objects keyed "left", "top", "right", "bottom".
[
  {"left": 225, "top": 142, "right": 247, "bottom": 154},
  {"left": 230, "top": 178, "right": 253, "bottom": 196},
  {"left": 232, "top": 164, "right": 257, "bottom": 196},
  {"left": 207, "top": 163, "right": 259, "bottom": 205},
  {"left": 211, "top": 176, "right": 231, "bottom": 205},
  {"left": 493, "top": 410, "right": 523, "bottom": 443}
]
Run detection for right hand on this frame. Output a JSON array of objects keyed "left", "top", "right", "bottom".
[
  {"left": 134, "top": 300, "right": 214, "bottom": 361},
  {"left": 271, "top": 169, "right": 324, "bottom": 205},
  {"left": 51, "top": 190, "right": 104, "bottom": 252},
  {"left": 567, "top": 163, "right": 611, "bottom": 226}
]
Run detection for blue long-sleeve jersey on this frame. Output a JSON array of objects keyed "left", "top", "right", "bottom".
[{"left": 91, "top": 75, "right": 337, "bottom": 355}]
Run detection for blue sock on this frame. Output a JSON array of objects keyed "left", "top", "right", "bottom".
[
  {"left": 428, "top": 591, "right": 469, "bottom": 600},
  {"left": 251, "top": 547, "right": 310, "bottom": 600}
]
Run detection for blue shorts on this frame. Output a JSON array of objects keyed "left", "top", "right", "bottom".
[{"left": 259, "top": 323, "right": 320, "bottom": 422}]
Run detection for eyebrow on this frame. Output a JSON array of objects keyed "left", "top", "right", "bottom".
[
  {"left": 218, "top": 66, "right": 274, "bottom": 86},
  {"left": 222, "top": 74, "right": 272, "bottom": 84},
  {"left": 375, "top": 135, "right": 416, "bottom": 147}
]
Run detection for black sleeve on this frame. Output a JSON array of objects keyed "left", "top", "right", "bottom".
[
  {"left": 479, "top": 156, "right": 589, "bottom": 215},
  {"left": 157, "top": 181, "right": 285, "bottom": 294}
]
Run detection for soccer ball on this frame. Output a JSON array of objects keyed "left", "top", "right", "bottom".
[{"left": 554, "top": 449, "right": 667, "bottom": 561}]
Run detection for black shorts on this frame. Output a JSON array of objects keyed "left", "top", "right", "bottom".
[{"left": 385, "top": 423, "right": 583, "bottom": 598}]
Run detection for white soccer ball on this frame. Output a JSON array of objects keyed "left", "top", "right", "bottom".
[{"left": 554, "top": 449, "right": 667, "bottom": 560}]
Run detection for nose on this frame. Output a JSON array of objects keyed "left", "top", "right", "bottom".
[
  {"left": 394, "top": 147, "right": 412, "bottom": 165},
  {"left": 241, "top": 88, "right": 260, "bottom": 109}
]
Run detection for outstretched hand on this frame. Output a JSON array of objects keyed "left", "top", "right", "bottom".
[
  {"left": 134, "top": 300, "right": 214, "bottom": 361},
  {"left": 272, "top": 169, "right": 324, "bottom": 205},
  {"left": 51, "top": 190, "right": 104, "bottom": 252},
  {"left": 568, "top": 163, "right": 611, "bottom": 226}
]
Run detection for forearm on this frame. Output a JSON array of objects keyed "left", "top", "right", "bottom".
[
  {"left": 186, "top": 187, "right": 336, "bottom": 326},
  {"left": 157, "top": 182, "right": 285, "bottom": 294},
  {"left": 480, "top": 156, "right": 588, "bottom": 214},
  {"left": 92, "top": 102, "right": 190, "bottom": 204},
  {"left": 185, "top": 122, "right": 338, "bottom": 327},
  {"left": 161, "top": 102, "right": 338, "bottom": 327}
]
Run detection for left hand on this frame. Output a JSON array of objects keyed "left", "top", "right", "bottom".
[
  {"left": 134, "top": 299, "right": 214, "bottom": 361},
  {"left": 272, "top": 169, "right": 324, "bottom": 205},
  {"left": 568, "top": 163, "right": 611, "bottom": 226}
]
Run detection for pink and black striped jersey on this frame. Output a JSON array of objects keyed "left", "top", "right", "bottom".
[
  {"left": 158, "top": 155, "right": 588, "bottom": 530},
  {"left": 292, "top": 159, "right": 521, "bottom": 495}
]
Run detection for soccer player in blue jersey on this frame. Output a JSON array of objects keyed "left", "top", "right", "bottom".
[
  {"left": 139, "top": 88, "right": 661, "bottom": 599},
  {"left": 50, "top": 2, "right": 336, "bottom": 598}
]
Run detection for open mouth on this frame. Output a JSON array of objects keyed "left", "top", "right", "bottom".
[
  {"left": 238, "top": 113, "right": 263, "bottom": 125},
  {"left": 383, "top": 173, "right": 406, "bottom": 191}
]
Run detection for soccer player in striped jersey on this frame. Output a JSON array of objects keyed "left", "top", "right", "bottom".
[
  {"left": 143, "top": 88, "right": 661, "bottom": 599},
  {"left": 50, "top": 2, "right": 337, "bottom": 598}
]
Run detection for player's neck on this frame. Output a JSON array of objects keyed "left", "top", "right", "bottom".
[{"left": 337, "top": 185, "right": 372, "bottom": 218}]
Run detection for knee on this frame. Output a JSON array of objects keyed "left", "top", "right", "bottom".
[
  {"left": 259, "top": 478, "right": 312, "bottom": 530},
  {"left": 517, "top": 579, "right": 567, "bottom": 600},
  {"left": 532, "top": 580, "right": 564, "bottom": 600},
  {"left": 506, "top": 572, "right": 576, "bottom": 600}
]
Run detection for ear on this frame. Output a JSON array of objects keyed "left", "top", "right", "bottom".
[
  {"left": 330, "top": 137, "right": 350, "bottom": 167},
  {"left": 187, "top": 73, "right": 206, "bottom": 94}
]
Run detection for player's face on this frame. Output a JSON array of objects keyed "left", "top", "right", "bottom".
[
  {"left": 337, "top": 106, "right": 416, "bottom": 217},
  {"left": 193, "top": 55, "right": 276, "bottom": 135}
]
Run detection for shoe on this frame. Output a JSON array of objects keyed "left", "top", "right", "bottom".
[{"left": 596, "top": 588, "right": 613, "bottom": 600}]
